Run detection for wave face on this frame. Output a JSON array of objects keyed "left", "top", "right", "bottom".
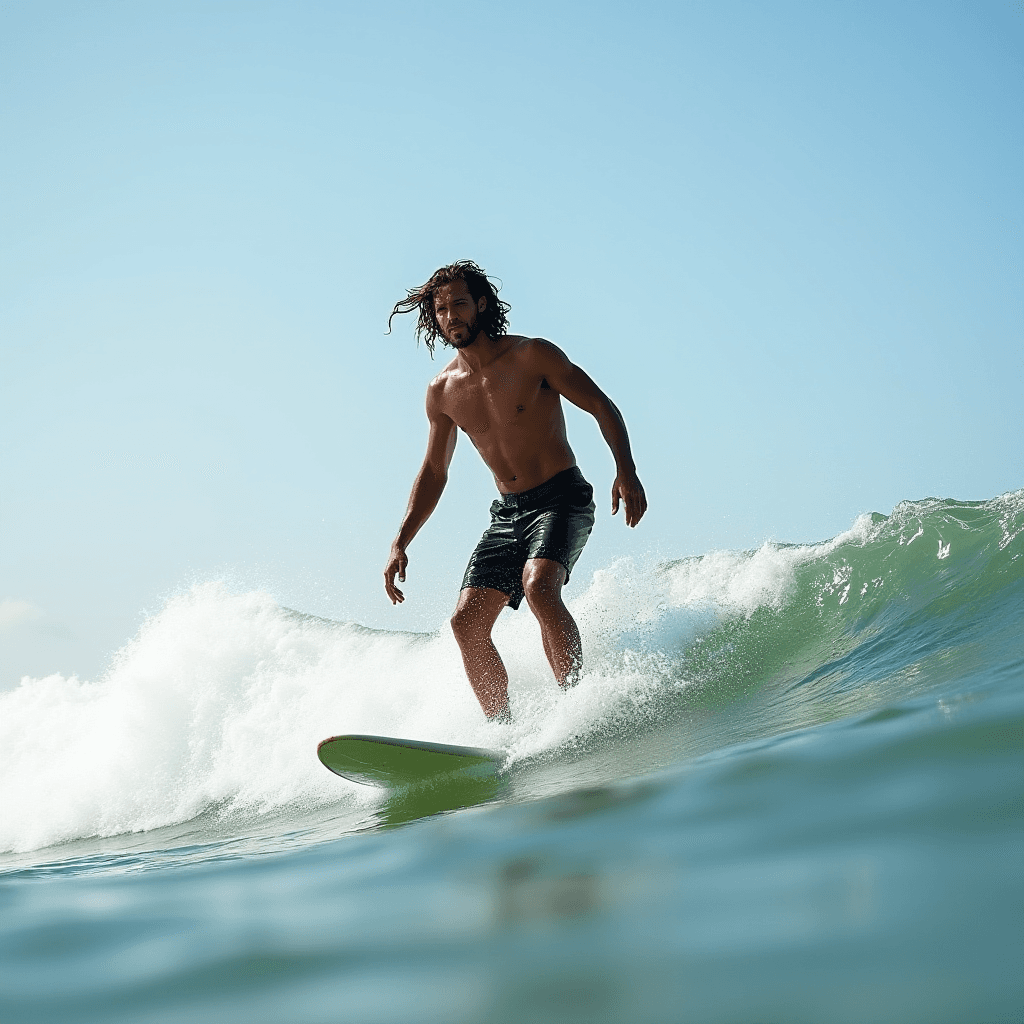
[{"left": 2, "top": 492, "right": 1022, "bottom": 856}]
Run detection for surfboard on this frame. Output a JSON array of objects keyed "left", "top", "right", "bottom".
[{"left": 317, "top": 734, "right": 504, "bottom": 788}]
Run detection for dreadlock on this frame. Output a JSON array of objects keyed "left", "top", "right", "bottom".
[{"left": 387, "top": 260, "right": 511, "bottom": 356}]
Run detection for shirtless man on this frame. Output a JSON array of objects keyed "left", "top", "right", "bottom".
[{"left": 384, "top": 261, "right": 646, "bottom": 721}]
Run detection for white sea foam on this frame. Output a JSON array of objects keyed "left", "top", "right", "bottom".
[{"left": 0, "top": 524, "right": 876, "bottom": 854}]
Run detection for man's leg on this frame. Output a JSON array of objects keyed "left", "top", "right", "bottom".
[
  {"left": 521, "top": 558, "right": 582, "bottom": 688},
  {"left": 450, "top": 586, "right": 512, "bottom": 720}
]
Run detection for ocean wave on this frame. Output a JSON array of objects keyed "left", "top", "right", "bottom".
[{"left": 2, "top": 491, "right": 1021, "bottom": 855}]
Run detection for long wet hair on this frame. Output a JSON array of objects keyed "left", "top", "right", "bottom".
[{"left": 387, "top": 260, "right": 511, "bottom": 356}]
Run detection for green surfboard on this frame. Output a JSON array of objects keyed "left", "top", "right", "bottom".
[{"left": 317, "top": 734, "right": 504, "bottom": 788}]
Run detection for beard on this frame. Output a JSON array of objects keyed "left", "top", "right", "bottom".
[{"left": 444, "top": 310, "right": 482, "bottom": 349}]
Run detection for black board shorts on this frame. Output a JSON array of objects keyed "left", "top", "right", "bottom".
[{"left": 461, "top": 466, "right": 596, "bottom": 610}]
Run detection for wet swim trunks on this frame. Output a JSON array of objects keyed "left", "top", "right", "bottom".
[{"left": 461, "top": 466, "right": 596, "bottom": 610}]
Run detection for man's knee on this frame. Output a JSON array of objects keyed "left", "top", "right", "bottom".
[
  {"left": 450, "top": 604, "right": 477, "bottom": 644},
  {"left": 522, "top": 560, "right": 567, "bottom": 610},
  {"left": 450, "top": 589, "right": 504, "bottom": 644}
]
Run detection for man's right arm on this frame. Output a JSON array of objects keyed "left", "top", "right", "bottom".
[{"left": 384, "top": 384, "right": 458, "bottom": 605}]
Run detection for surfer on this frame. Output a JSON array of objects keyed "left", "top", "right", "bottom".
[{"left": 384, "top": 261, "right": 646, "bottom": 721}]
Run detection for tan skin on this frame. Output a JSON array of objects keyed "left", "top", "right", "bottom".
[{"left": 384, "top": 279, "right": 647, "bottom": 720}]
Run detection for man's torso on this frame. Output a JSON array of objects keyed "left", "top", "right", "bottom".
[{"left": 432, "top": 336, "right": 576, "bottom": 493}]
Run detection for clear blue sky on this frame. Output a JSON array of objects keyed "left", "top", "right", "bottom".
[{"left": 2, "top": 0, "right": 1021, "bottom": 685}]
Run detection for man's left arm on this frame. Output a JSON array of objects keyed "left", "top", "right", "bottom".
[{"left": 533, "top": 340, "right": 648, "bottom": 527}]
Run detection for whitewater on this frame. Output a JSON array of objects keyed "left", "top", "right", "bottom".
[
  {"left": 0, "top": 501, "right": 904, "bottom": 854},
  {"left": 1, "top": 493, "right": 1022, "bottom": 1024}
]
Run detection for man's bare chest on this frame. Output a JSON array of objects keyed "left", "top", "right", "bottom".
[{"left": 444, "top": 371, "right": 553, "bottom": 436}]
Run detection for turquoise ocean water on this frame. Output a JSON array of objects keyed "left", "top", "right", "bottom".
[{"left": 2, "top": 493, "right": 1022, "bottom": 1023}]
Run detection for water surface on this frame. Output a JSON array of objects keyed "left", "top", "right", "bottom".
[{"left": 2, "top": 494, "right": 1022, "bottom": 1022}]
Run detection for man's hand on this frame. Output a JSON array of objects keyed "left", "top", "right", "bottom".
[
  {"left": 384, "top": 544, "right": 408, "bottom": 604},
  {"left": 611, "top": 470, "right": 647, "bottom": 528}
]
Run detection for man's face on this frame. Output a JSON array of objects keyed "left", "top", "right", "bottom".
[{"left": 433, "top": 279, "right": 486, "bottom": 348}]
